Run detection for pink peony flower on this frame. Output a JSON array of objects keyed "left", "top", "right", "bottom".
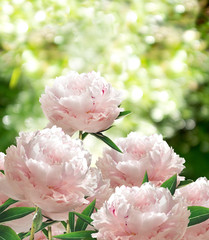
[
  {"left": 97, "top": 133, "right": 185, "bottom": 188},
  {"left": 0, "top": 152, "right": 33, "bottom": 233},
  {"left": 40, "top": 71, "right": 123, "bottom": 135},
  {"left": 0, "top": 152, "right": 5, "bottom": 170},
  {"left": 75, "top": 167, "right": 113, "bottom": 213},
  {"left": 1, "top": 126, "right": 93, "bottom": 219},
  {"left": 86, "top": 168, "right": 113, "bottom": 209},
  {"left": 175, "top": 177, "right": 209, "bottom": 240},
  {"left": 0, "top": 153, "right": 8, "bottom": 204},
  {"left": 92, "top": 183, "right": 190, "bottom": 240}
]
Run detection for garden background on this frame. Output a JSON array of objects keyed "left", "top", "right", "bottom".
[{"left": 0, "top": 0, "right": 209, "bottom": 180}]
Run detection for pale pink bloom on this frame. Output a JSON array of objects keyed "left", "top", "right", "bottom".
[
  {"left": 0, "top": 152, "right": 5, "bottom": 170},
  {"left": 87, "top": 168, "right": 113, "bottom": 209},
  {"left": 0, "top": 152, "right": 8, "bottom": 203},
  {"left": 40, "top": 71, "right": 123, "bottom": 135},
  {"left": 97, "top": 133, "right": 185, "bottom": 188},
  {"left": 76, "top": 167, "right": 113, "bottom": 213},
  {"left": 1, "top": 126, "right": 93, "bottom": 220},
  {"left": 175, "top": 177, "right": 209, "bottom": 240},
  {"left": 42, "top": 168, "right": 111, "bottom": 221},
  {"left": 92, "top": 183, "right": 189, "bottom": 240},
  {"left": 0, "top": 192, "right": 8, "bottom": 207},
  {"left": 0, "top": 154, "right": 33, "bottom": 233}
]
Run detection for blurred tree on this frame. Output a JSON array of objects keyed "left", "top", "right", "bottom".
[
  {"left": 0, "top": 0, "right": 209, "bottom": 180},
  {"left": 167, "top": 0, "right": 209, "bottom": 179}
]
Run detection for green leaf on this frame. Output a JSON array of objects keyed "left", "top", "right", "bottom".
[
  {"left": 91, "top": 133, "right": 122, "bottom": 153},
  {"left": 116, "top": 110, "right": 131, "bottom": 119},
  {"left": 161, "top": 174, "right": 177, "bottom": 195},
  {"left": 142, "top": 171, "right": 148, "bottom": 184},
  {"left": 188, "top": 206, "right": 209, "bottom": 226},
  {"left": 75, "top": 200, "right": 96, "bottom": 231},
  {"left": 0, "top": 198, "right": 18, "bottom": 214},
  {"left": 73, "top": 212, "right": 93, "bottom": 226},
  {"left": 177, "top": 179, "right": 193, "bottom": 188},
  {"left": 0, "top": 170, "right": 4, "bottom": 175},
  {"left": 37, "top": 220, "right": 57, "bottom": 232},
  {"left": 0, "top": 225, "right": 21, "bottom": 240},
  {"left": 61, "top": 221, "right": 67, "bottom": 229},
  {"left": 69, "top": 212, "right": 75, "bottom": 232},
  {"left": 82, "top": 132, "right": 88, "bottom": 140},
  {"left": 9, "top": 68, "right": 21, "bottom": 89},
  {"left": 42, "top": 229, "right": 48, "bottom": 238},
  {"left": 17, "top": 233, "right": 26, "bottom": 239},
  {"left": 54, "top": 230, "right": 97, "bottom": 239},
  {"left": 33, "top": 208, "right": 43, "bottom": 232},
  {"left": 0, "top": 207, "right": 36, "bottom": 223}
]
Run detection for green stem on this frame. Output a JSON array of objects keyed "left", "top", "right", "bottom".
[
  {"left": 29, "top": 207, "right": 38, "bottom": 240},
  {"left": 48, "top": 226, "right": 52, "bottom": 240},
  {"left": 79, "top": 131, "right": 83, "bottom": 140},
  {"left": 66, "top": 220, "right": 70, "bottom": 233},
  {"left": 29, "top": 222, "right": 35, "bottom": 240}
]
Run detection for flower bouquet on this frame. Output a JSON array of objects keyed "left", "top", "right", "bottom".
[{"left": 0, "top": 71, "right": 209, "bottom": 240}]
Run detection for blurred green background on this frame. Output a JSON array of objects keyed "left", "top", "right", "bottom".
[{"left": 0, "top": 0, "right": 209, "bottom": 180}]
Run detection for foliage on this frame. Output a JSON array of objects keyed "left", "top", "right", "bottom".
[{"left": 0, "top": 0, "right": 209, "bottom": 180}]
